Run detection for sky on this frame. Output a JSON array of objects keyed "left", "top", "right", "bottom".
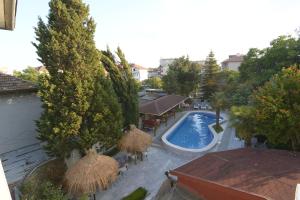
[{"left": 1, "top": 0, "right": 300, "bottom": 73}]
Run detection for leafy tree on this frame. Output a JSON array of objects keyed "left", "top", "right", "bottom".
[
  {"left": 229, "top": 35, "right": 300, "bottom": 107},
  {"left": 210, "top": 92, "right": 227, "bottom": 129},
  {"left": 230, "top": 82, "right": 253, "bottom": 106},
  {"left": 230, "top": 106, "right": 256, "bottom": 147},
  {"left": 201, "top": 51, "right": 220, "bottom": 99},
  {"left": 215, "top": 70, "right": 239, "bottom": 92},
  {"left": 162, "top": 56, "right": 201, "bottom": 96},
  {"left": 143, "top": 77, "right": 163, "bottom": 89},
  {"left": 13, "top": 66, "right": 41, "bottom": 83},
  {"left": 252, "top": 67, "right": 300, "bottom": 151},
  {"left": 101, "top": 47, "right": 139, "bottom": 128},
  {"left": 135, "top": 79, "right": 142, "bottom": 91},
  {"left": 239, "top": 36, "right": 300, "bottom": 87},
  {"left": 33, "top": 0, "right": 123, "bottom": 158}
]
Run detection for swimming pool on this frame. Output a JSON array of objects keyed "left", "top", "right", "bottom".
[{"left": 162, "top": 111, "right": 221, "bottom": 153}]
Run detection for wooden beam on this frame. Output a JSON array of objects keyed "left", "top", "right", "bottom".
[{"left": 0, "top": 0, "right": 17, "bottom": 30}]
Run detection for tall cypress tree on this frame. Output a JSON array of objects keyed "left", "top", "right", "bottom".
[
  {"left": 201, "top": 51, "right": 220, "bottom": 99},
  {"left": 101, "top": 47, "right": 139, "bottom": 128},
  {"left": 33, "top": 0, "right": 123, "bottom": 158}
]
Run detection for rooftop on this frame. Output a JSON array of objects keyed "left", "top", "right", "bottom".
[
  {"left": 0, "top": 72, "right": 37, "bottom": 94},
  {"left": 171, "top": 148, "right": 300, "bottom": 200},
  {"left": 130, "top": 63, "right": 148, "bottom": 70},
  {"left": 139, "top": 94, "right": 188, "bottom": 116},
  {"left": 222, "top": 54, "right": 244, "bottom": 64}
]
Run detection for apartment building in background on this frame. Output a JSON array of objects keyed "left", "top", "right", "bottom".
[
  {"left": 130, "top": 63, "right": 149, "bottom": 81},
  {"left": 221, "top": 54, "right": 244, "bottom": 71}
]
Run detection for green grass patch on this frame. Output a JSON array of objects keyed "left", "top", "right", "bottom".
[
  {"left": 213, "top": 124, "right": 223, "bottom": 133},
  {"left": 122, "top": 187, "right": 148, "bottom": 200}
]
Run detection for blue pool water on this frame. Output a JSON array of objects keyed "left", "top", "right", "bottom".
[{"left": 166, "top": 112, "right": 217, "bottom": 149}]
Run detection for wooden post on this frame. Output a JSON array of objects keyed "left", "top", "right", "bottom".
[{"left": 165, "top": 116, "right": 168, "bottom": 126}]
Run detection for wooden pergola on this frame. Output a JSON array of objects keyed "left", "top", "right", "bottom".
[{"left": 139, "top": 94, "right": 188, "bottom": 133}]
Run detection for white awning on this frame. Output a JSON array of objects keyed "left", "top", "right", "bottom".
[{"left": 0, "top": 0, "right": 17, "bottom": 30}]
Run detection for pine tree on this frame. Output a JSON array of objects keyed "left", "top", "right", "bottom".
[
  {"left": 201, "top": 51, "right": 220, "bottom": 99},
  {"left": 33, "top": 0, "right": 123, "bottom": 158},
  {"left": 79, "top": 71, "right": 123, "bottom": 151},
  {"left": 101, "top": 47, "right": 139, "bottom": 128}
]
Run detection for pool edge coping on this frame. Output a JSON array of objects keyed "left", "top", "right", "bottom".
[{"left": 161, "top": 111, "right": 227, "bottom": 153}]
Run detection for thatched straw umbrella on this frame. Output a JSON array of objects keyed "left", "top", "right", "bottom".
[
  {"left": 118, "top": 124, "right": 152, "bottom": 157},
  {"left": 64, "top": 149, "right": 118, "bottom": 198}
]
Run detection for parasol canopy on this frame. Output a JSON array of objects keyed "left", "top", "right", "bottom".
[
  {"left": 64, "top": 149, "right": 118, "bottom": 196},
  {"left": 118, "top": 124, "right": 152, "bottom": 154}
]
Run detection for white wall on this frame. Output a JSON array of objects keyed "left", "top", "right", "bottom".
[
  {"left": 160, "top": 59, "right": 175, "bottom": 75},
  {"left": 227, "top": 62, "right": 241, "bottom": 71},
  {"left": 0, "top": 160, "right": 11, "bottom": 200},
  {"left": 139, "top": 69, "right": 148, "bottom": 81},
  {"left": 0, "top": 93, "right": 42, "bottom": 154},
  {"left": 132, "top": 68, "right": 140, "bottom": 81},
  {"left": 131, "top": 68, "right": 148, "bottom": 81},
  {"left": 222, "top": 62, "right": 241, "bottom": 71}
]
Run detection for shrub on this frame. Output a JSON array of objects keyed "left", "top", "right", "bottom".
[
  {"left": 122, "top": 187, "right": 148, "bottom": 200},
  {"left": 20, "top": 181, "right": 66, "bottom": 200}
]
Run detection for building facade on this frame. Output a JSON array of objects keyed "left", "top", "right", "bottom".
[
  {"left": 221, "top": 54, "right": 244, "bottom": 71},
  {"left": 148, "top": 66, "right": 163, "bottom": 78},
  {"left": 159, "top": 58, "right": 176, "bottom": 75},
  {"left": 130, "top": 64, "right": 149, "bottom": 81},
  {"left": 0, "top": 73, "right": 42, "bottom": 154},
  {"left": 0, "top": 73, "right": 48, "bottom": 184}
]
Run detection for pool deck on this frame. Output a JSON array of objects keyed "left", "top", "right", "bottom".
[{"left": 96, "top": 110, "right": 244, "bottom": 200}]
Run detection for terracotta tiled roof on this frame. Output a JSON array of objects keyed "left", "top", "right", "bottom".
[
  {"left": 222, "top": 54, "right": 244, "bottom": 64},
  {"left": 139, "top": 94, "right": 188, "bottom": 116},
  {"left": 0, "top": 72, "right": 37, "bottom": 94},
  {"left": 130, "top": 63, "right": 148, "bottom": 70},
  {"left": 171, "top": 148, "right": 300, "bottom": 200}
]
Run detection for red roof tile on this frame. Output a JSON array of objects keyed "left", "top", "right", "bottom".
[
  {"left": 130, "top": 63, "right": 148, "bottom": 70},
  {"left": 171, "top": 148, "right": 300, "bottom": 200}
]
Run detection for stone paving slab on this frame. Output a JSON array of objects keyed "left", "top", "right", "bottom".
[
  {"left": 96, "top": 147, "right": 193, "bottom": 200},
  {"left": 0, "top": 143, "right": 48, "bottom": 184}
]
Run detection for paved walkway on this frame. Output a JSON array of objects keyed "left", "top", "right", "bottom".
[
  {"left": 216, "top": 123, "right": 244, "bottom": 151},
  {"left": 96, "top": 147, "right": 192, "bottom": 200},
  {"left": 0, "top": 142, "right": 48, "bottom": 184}
]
